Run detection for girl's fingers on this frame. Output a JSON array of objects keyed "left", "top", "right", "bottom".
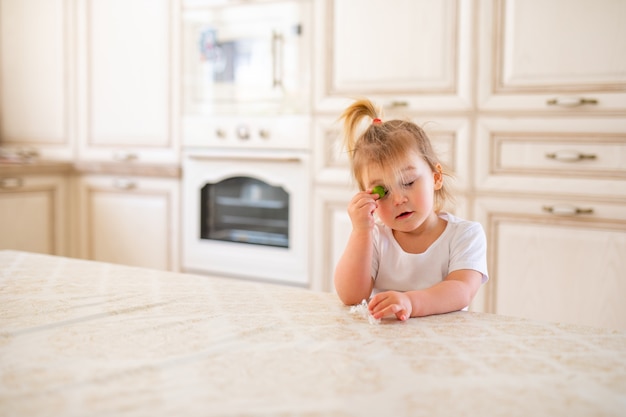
[{"left": 369, "top": 294, "right": 408, "bottom": 320}]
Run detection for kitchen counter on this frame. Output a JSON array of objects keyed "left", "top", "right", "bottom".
[{"left": 1, "top": 250, "right": 625, "bottom": 416}]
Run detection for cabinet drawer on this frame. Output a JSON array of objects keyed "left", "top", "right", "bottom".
[
  {"left": 475, "top": 117, "right": 626, "bottom": 197},
  {"left": 495, "top": 135, "right": 626, "bottom": 178}
]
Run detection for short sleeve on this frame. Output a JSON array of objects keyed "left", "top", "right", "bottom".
[{"left": 448, "top": 222, "right": 489, "bottom": 283}]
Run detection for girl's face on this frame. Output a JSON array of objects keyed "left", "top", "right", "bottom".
[{"left": 363, "top": 151, "right": 443, "bottom": 233}]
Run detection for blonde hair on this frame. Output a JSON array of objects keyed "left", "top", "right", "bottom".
[{"left": 340, "top": 98, "right": 452, "bottom": 212}]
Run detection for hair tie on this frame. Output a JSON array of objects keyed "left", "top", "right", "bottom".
[{"left": 372, "top": 118, "right": 382, "bottom": 125}]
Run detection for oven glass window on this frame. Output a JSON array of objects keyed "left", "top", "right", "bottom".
[{"left": 200, "top": 177, "right": 289, "bottom": 248}]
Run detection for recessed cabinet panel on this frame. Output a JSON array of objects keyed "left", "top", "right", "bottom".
[
  {"left": 314, "top": 0, "right": 472, "bottom": 111},
  {"left": 0, "top": 0, "right": 73, "bottom": 160},
  {"left": 478, "top": 0, "right": 626, "bottom": 110}
]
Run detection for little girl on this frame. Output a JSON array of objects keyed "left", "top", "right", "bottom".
[{"left": 334, "top": 99, "right": 488, "bottom": 321}]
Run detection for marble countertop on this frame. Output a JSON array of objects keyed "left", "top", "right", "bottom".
[{"left": 1, "top": 250, "right": 625, "bottom": 416}]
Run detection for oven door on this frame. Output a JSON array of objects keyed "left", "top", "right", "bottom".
[{"left": 182, "top": 149, "right": 310, "bottom": 285}]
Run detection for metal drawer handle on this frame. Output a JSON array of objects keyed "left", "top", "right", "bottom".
[
  {"left": 0, "top": 177, "right": 23, "bottom": 189},
  {"left": 546, "top": 97, "right": 598, "bottom": 107},
  {"left": 113, "top": 151, "right": 138, "bottom": 162},
  {"left": 113, "top": 178, "right": 136, "bottom": 190},
  {"left": 543, "top": 205, "right": 594, "bottom": 216},
  {"left": 388, "top": 100, "right": 409, "bottom": 108},
  {"left": 545, "top": 150, "right": 597, "bottom": 162}
]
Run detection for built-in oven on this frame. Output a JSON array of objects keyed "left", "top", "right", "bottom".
[
  {"left": 182, "top": 116, "right": 311, "bottom": 286},
  {"left": 181, "top": 0, "right": 312, "bottom": 286}
]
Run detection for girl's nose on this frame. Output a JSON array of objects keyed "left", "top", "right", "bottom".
[{"left": 392, "top": 190, "right": 408, "bottom": 205}]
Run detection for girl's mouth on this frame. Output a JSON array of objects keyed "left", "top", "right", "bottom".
[{"left": 396, "top": 211, "right": 413, "bottom": 220}]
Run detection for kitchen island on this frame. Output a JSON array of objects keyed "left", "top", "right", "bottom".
[{"left": 1, "top": 250, "right": 625, "bottom": 416}]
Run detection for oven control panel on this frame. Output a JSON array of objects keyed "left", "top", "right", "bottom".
[{"left": 183, "top": 115, "right": 311, "bottom": 150}]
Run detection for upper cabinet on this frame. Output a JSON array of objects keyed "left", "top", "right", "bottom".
[
  {"left": 313, "top": 0, "right": 473, "bottom": 113},
  {"left": 0, "top": 0, "right": 75, "bottom": 160},
  {"left": 478, "top": 0, "right": 626, "bottom": 112},
  {"left": 76, "top": 0, "right": 179, "bottom": 164}
]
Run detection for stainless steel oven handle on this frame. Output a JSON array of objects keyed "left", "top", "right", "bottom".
[
  {"left": 188, "top": 154, "right": 303, "bottom": 163},
  {"left": 272, "top": 31, "right": 283, "bottom": 88}
]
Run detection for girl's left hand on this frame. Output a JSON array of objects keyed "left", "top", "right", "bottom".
[{"left": 368, "top": 291, "right": 412, "bottom": 321}]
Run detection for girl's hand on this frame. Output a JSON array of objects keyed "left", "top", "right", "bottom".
[
  {"left": 368, "top": 291, "right": 412, "bottom": 321},
  {"left": 347, "top": 190, "right": 379, "bottom": 231}
]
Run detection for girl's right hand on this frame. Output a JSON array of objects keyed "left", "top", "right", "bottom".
[{"left": 347, "top": 190, "right": 379, "bottom": 231}]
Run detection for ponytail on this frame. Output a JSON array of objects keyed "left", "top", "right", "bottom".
[{"left": 339, "top": 98, "right": 381, "bottom": 157}]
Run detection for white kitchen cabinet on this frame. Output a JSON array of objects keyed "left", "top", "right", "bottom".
[
  {"left": 477, "top": 0, "right": 626, "bottom": 111},
  {"left": 76, "top": 0, "right": 179, "bottom": 164},
  {"left": 76, "top": 173, "right": 180, "bottom": 271},
  {"left": 0, "top": 171, "right": 69, "bottom": 255},
  {"left": 0, "top": 0, "right": 75, "bottom": 160},
  {"left": 472, "top": 196, "right": 626, "bottom": 331},
  {"left": 313, "top": 0, "right": 473, "bottom": 112}
]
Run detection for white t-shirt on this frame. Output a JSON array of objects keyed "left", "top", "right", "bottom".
[{"left": 371, "top": 212, "right": 489, "bottom": 294}]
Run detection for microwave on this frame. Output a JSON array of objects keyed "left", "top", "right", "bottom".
[{"left": 182, "top": 0, "right": 312, "bottom": 115}]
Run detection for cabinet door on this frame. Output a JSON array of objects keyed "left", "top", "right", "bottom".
[
  {"left": 0, "top": 0, "right": 74, "bottom": 160},
  {"left": 76, "top": 0, "right": 179, "bottom": 164},
  {"left": 314, "top": 0, "right": 472, "bottom": 112},
  {"left": 478, "top": 0, "right": 626, "bottom": 111},
  {"left": 0, "top": 175, "right": 68, "bottom": 255},
  {"left": 76, "top": 175, "right": 179, "bottom": 271},
  {"left": 473, "top": 196, "right": 626, "bottom": 331}
]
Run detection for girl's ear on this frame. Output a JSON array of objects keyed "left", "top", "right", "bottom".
[{"left": 433, "top": 164, "right": 444, "bottom": 190}]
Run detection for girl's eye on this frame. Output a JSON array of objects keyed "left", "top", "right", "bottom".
[{"left": 403, "top": 181, "right": 415, "bottom": 188}]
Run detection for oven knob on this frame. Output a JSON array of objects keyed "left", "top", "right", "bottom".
[
  {"left": 236, "top": 125, "right": 250, "bottom": 140},
  {"left": 259, "top": 129, "right": 270, "bottom": 139},
  {"left": 215, "top": 128, "right": 226, "bottom": 139}
]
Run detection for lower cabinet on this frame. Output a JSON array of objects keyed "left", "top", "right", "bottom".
[
  {"left": 76, "top": 174, "right": 179, "bottom": 271},
  {"left": 0, "top": 173, "right": 69, "bottom": 255},
  {"left": 473, "top": 196, "right": 626, "bottom": 331}
]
